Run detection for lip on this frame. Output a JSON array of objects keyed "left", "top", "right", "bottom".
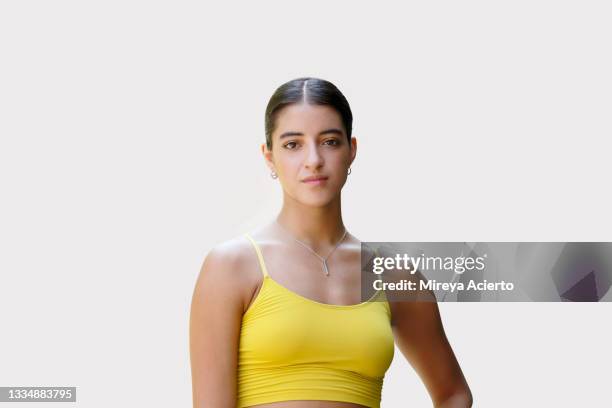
[{"left": 302, "top": 175, "right": 329, "bottom": 184}]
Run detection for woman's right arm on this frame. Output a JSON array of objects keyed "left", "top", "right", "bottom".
[{"left": 190, "top": 244, "right": 248, "bottom": 408}]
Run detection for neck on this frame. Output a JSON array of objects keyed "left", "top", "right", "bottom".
[{"left": 275, "top": 193, "right": 346, "bottom": 248}]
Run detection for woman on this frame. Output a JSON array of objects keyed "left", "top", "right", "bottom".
[{"left": 190, "top": 77, "right": 472, "bottom": 408}]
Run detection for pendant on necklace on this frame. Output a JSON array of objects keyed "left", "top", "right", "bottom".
[{"left": 323, "top": 260, "right": 330, "bottom": 276}]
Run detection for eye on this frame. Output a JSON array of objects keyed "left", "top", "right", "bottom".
[
  {"left": 323, "top": 138, "right": 340, "bottom": 146},
  {"left": 283, "top": 141, "right": 299, "bottom": 150}
]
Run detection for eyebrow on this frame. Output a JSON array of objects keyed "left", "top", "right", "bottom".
[{"left": 278, "top": 128, "right": 344, "bottom": 139}]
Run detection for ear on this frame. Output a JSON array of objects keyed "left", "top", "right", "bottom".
[
  {"left": 261, "top": 143, "right": 276, "bottom": 172},
  {"left": 349, "top": 136, "right": 357, "bottom": 166}
]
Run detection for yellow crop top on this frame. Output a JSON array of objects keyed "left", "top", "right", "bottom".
[{"left": 238, "top": 234, "right": 395, "bottom": 408}]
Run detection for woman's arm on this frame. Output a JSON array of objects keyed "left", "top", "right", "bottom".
[
  {"left": 390, "top": 298, "right": 473, "bottom": 408},
  {"left": 189, "top": 244, "right": 247, "bottom": 408}
]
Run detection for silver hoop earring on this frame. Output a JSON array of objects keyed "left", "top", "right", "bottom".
[
  {"left": 270, "top": 171, "right": 278, "bottom": 179},
  {"left": 347, "top": 167, "right": 352, "bottom": 175}
]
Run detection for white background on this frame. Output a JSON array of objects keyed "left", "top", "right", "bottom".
[{"left": 1, "top": 1, "right": 611, "bottom": 407}]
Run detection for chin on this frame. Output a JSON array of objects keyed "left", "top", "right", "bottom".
[{"left": 294, "top": 191, "right": 339, "bottom": 208}]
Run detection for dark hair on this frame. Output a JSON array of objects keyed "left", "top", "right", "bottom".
[{"left": 264, "top": 77, "right": 353, "bottom": 150}]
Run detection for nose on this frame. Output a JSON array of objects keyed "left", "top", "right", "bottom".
[{"left": 304, "top": 142, "right": 324, "bottom": 170}]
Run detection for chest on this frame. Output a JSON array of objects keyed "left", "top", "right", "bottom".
[{"left": 239, "top": 281, "right": 395, "bottom": 378}]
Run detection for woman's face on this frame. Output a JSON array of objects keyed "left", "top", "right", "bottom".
[{"left": 263, "top": 103, "right": 357, "bottom": 207}]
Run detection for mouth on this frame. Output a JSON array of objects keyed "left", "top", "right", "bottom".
[{"left": 302, "top": 176, "right": 329, "bottom": 185}]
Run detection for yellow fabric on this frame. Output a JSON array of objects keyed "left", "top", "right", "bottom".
[{"left": 238, "top": 234, "right": 395, "bottom": 408}]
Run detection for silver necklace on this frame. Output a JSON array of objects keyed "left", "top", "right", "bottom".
[{"left": 276, "top": 222, "right": 348, "bottom": 277}]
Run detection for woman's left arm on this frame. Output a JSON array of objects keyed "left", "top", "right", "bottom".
[{"left": 389, "top": 300, "right": 473, "bottom": 407}]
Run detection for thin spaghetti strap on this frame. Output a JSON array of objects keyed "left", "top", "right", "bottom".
[{"left": 244, "top": 234, "right": 269, "bottom": 278}]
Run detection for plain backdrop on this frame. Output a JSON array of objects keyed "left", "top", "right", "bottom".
[{"left": 1, "top": 1, "right": 611, "bottom": 407}]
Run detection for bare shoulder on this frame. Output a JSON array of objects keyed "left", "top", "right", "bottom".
[
  {"left": 193, "top": 235, "right": 262, "bottom": 307},
  {"left": 201, "top": 236, "right": 258, "bottom": 278}
]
